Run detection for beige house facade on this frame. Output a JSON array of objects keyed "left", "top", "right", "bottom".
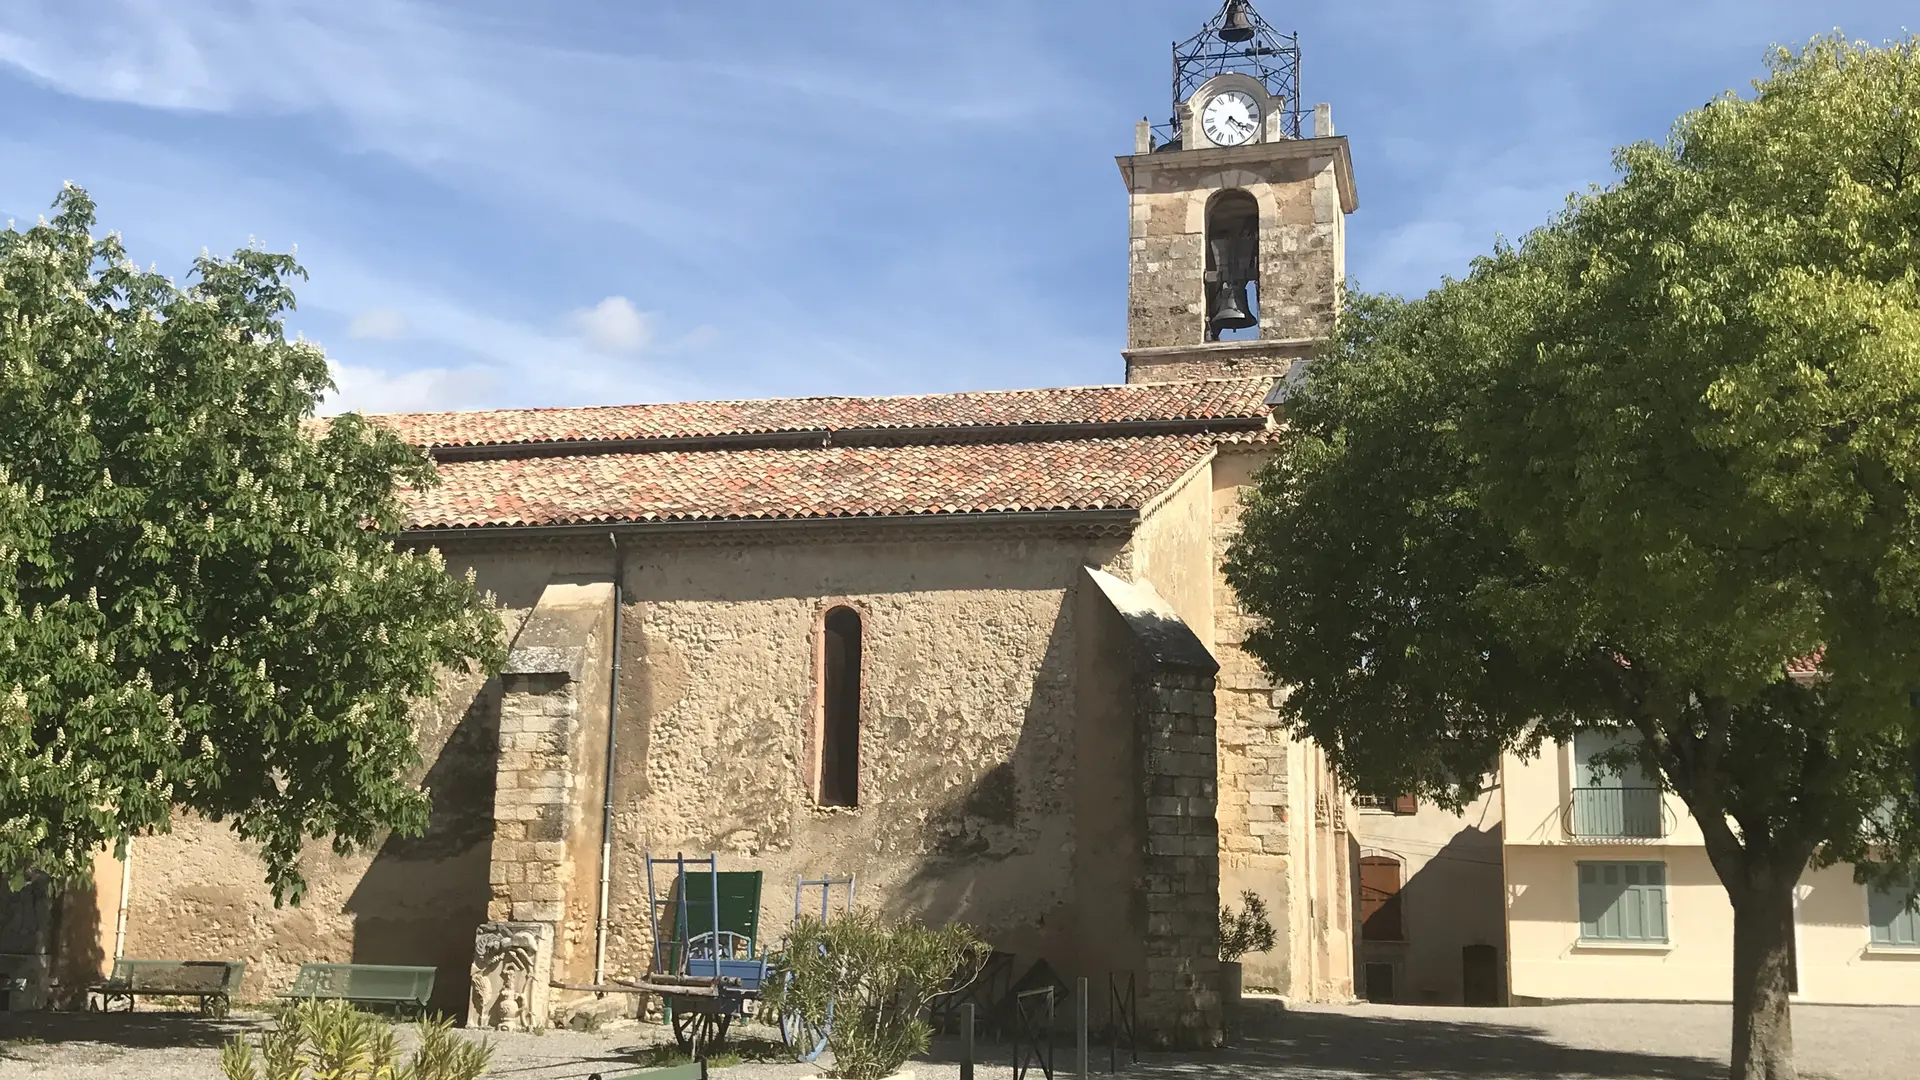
[
  {"left": 1502, "top": 738, "right": 1920, "bottom": 1006},
  {"left": 1351, "top": 791, "right": 1506, "bottom": 1006},
  {"left": 25, "top": 4, "right": 1366, "bottom": 1040}
]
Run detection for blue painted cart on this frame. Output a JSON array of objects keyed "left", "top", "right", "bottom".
[
  {"left": 554, "top": 854, "right": 855, "bottom": 1060},
  {"left": 644, "top": 852, "right": 768, "bottom": 1056}
]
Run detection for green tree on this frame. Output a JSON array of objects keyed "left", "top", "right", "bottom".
[
  {"left": 0, "top": 186, "right": 504, "bottom": 904},
  {"left": 1225, "top": 35, "right": 1920, "bottom": 1080}
]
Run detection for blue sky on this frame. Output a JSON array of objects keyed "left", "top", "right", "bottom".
[{"left": 1, "top": 1, "right": 1912, "bottom": 415}]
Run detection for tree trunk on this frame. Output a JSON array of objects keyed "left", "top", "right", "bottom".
[{"left": 1728, "top": 871, "right": 1798, "bottom": 1080}]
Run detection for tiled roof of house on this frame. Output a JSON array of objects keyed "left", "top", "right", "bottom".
[
  {"left": 402, "top": 435, "right": 1215, "bottom": 530},
  {"left": 368, "top": 377, "right": 1276, "bottom": 450},
  {"left": 1786, "top": 649, "right": 1825, "bottom": 677}
]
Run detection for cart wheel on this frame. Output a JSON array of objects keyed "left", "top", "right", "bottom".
[
  {"left": 777, "top": 941, "right": 834, "bottom": 1062},
  {"left": 674, "top": 1010, "right": 729, "bottom": 1057},
  {"left": 778, "top": 972, "right": 832, "bottom": 1063}
]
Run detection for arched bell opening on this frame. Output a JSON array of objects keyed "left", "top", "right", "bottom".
[{"left": 1205, "top": 189, "right": 1261, "bottom": 342}]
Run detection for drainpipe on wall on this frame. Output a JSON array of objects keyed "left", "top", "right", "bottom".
[
  {"left": 112, "top": 840, "right": 132, "bottom": 962},
  {"left": 593, "top": 533, "right": 625, "bottom": 985}
]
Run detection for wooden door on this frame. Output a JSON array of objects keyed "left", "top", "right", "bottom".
[
  {"left": 1462, "top": 944, "right": 1501, "bottom": 1006},
  {"left": 1359, "top": 856, "right": 1404, "bottom": 941}
]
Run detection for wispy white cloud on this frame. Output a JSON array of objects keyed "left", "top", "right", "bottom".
[
  {"left": 565, "top": 296, "right": 653, "bottom": 356},
  {"left": 347, "top": 308, "right": 407, "bottom": 340},
  {"left": 324, "top": 359, "right": 492, "bottom": 416},
  {"left": 12, "top": 0, "right": 1893, "bottom": 415}
]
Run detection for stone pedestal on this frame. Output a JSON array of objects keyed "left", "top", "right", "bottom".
[{"left": 468, "top": 921, "right": 554, "bottom": 1031}]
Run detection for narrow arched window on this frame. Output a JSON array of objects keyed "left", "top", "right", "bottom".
[
  {"left": 817, "top": 607, "right": 863, "bottom": 807},
  {"left": 1205, "top": 190, "right": 1261, "bottom": 342}
]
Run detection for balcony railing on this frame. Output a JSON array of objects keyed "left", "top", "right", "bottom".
[{"left": 1569, "top": 787, "right": 1666, "bottom": 839}]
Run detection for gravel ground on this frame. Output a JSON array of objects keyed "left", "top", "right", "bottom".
[{"left": 1, "top": 997, "right": 1913, "bottom": 1080}]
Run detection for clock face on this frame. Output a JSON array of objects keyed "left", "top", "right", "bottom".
[{"left": 1201, "top": 90, "right": 1261, "bottom": 146}]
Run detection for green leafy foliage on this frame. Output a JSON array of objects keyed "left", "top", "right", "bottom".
[
  {"left": 761, "top": 912, "right": 988, "bottom": 1080},
  {"left": 1225, "top": 34, "right": 1920, "bottom": 1080},
  {"left": 0, "top": 187, "right": 505, "bottom": 901},
  {"left": 220, "top": 998, "right": 491, "bottom": 1080},
  {"left": 1217, "top": 889, "right": 1275, "bottom": 962}
]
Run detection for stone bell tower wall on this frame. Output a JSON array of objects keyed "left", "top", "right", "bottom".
[{"left": 1116, "top": 134, "right": 1356, "bottom": 384}]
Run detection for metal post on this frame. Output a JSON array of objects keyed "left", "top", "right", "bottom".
[
  {"left": 961, "top": 1002, "right": 975, "bottom": 1080},
  {"left": 707, "top": 852, "right": 721, "bottom": 963},
  {"left": 1076, "top": 977, "right": 1090, "bottom": 1080}
]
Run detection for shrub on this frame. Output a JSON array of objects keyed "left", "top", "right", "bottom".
[
  {"left": 1218, "top": 890, "right": 1276, "bottom": 962},
  {"left": 761, "top": 911, "right": 988, "bottom": 1080},
  {"left": 219, "top": 998, "right": 492, "bottom": 1080}
]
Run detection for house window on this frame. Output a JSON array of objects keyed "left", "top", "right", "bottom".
[
  {"left": 1572, "top": 729, "right": 1663, "bottom": 838},
  {"left": 1356, "top": 793, "right": 1418, "bottom": 814},
  {"left": 1869, "top": 883, "right": 1919, "bottom": 948},
  {"left": 1359, "top": 856, "right": 1405, "bottom": 941},
  {"left": 1578, "top": 861, "right": 1668, "bottom": 943},
  {"left": 816, "top": 606, "right": 863, "bottom": 808}
]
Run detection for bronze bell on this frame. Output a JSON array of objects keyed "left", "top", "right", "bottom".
[
  {"left": 1219, "top": 0, "right": 1256, "bottom": 42},
  {"left": 1209, "top": 231, "right": 1258, "bottom": 333},
  {"left": 1212, "top": 282, "right": 1257, "bottom": 332}
]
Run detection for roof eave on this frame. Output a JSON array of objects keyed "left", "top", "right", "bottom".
[{"left": 400, "top": 507, "right": 1143, "bottom": 543}]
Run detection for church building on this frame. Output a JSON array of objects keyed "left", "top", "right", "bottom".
[{"left": 49, "top": 1, "right": 1361, "bottom": 1045}]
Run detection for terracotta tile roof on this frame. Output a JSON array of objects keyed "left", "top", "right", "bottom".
[
  {"left": 403, "top": 435, "right": 1216, "bottom": 530},
  {"left": 366, "top": 377, "right": 1276, "bottom": 450},
  {"left": 1786, "top": 649, "right": 1825, "bottom": 677}
]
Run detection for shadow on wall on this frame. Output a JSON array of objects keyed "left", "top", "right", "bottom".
[
  {"left": 1362, "top": 822, "right": 1507, "bottom": 1006},
  {"left": 343, "top": 678, "right": 502, "bottom": 1018},
  {"left": 51, "top": 875, "right": 107, "bottom": 1002},
  {"left": 887, "top": 569, "right": 1171, "bottom": 1002},
  {"left": 886, "top": 596, "right": 1080, "bottom": 955},
  {"left": 1129, "top": 999, "right": 1722, "bottom": 1079}
]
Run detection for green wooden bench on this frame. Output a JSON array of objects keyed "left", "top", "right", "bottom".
[
  {"left": 280, "top": 963, "right": 436, "bottom": 1018},
  {"left": 588, "top": 1063, "right": 707, "bottom": 1080},
  {"left": 87, "top": 958, "right": 246, "bottom": 1017}
]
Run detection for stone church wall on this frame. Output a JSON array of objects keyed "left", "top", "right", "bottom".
[
  {"left": 88, "top": 543, "right": 618, "bottom": 1014},
  {"left": 67, "top": 520, "right": 1235, "bottom": 1024},
  {"left": 1122, "top": 143, "right": 1348, "bottom": 360},
  {"left": 1209, "top": 446, "right": 1357, "bottom": 1000},
  {"left": 1129, "top": 458, "right": 1217, "bottom": 655},
  {"left": 595, "top": 528, "right": 1138, "bottom": 985},
  {"left": 105, "top": 657, "right": 500, "bottom": 1015}
]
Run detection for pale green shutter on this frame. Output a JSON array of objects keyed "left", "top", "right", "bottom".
[
  {"left": 1640, "top": 863, "right": 1668, "bottom": 941},
  {"left": 1578, "top": 863, "right": 1603, "bottom": 939},
  {"left": 1870, "top": 885, "right": 1919, "bottom": 947},
  {"left": 1579, "top": 862, "right": 1667, "bottom": 943}
]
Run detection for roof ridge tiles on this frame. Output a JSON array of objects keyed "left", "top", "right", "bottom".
[
  {"left": 359, "top": 376, "right": 1280, "bottom": 451},
  {"left": 363, "top": 373, "right": 1279, "bottom": 422}
]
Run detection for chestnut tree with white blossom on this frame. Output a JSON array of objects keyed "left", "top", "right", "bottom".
[{"left": 0, "top": 186, "right": 503, "bottom": 904}]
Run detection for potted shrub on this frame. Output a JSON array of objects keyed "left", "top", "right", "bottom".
[
  {"left": 1218, "top": 890, "right": 1276, "bottom": 1030},
  {"left": 762, "top": 911, "right": 989, "bottom": 1080},
  {"left": 219, "top": 998, "right": 492, "bottom": 1080}
]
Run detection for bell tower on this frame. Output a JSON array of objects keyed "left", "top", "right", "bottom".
[{"left": 1117, "top": 1, "right": 1357, "bottom": 383}]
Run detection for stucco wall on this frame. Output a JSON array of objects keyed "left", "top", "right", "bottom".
[
  {"left": 1353, "top": 792, "right": 1505, "bottom": 1005},
  {"left": 1507, "top": 846, "right": 1920, "bottom": 1005},
  {"left": 1131, "top": 459, "right": 1217, "bottom": 657},
  {"left": 1502, "top": 744, "right": 1703, "bottom": 847}
]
